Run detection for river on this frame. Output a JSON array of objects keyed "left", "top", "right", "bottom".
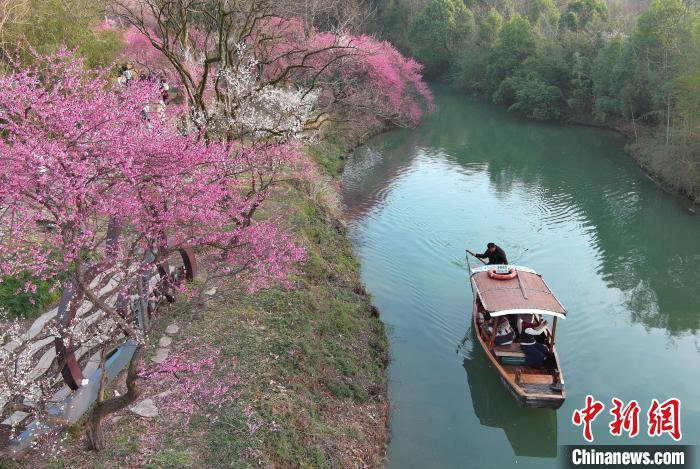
[{"left": 341, "top": 86, "right": 700, "bottom": 468}]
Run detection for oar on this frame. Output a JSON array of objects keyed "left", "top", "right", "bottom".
[{"left": 465, "top": 249, "right": 487, "bottom": 265}]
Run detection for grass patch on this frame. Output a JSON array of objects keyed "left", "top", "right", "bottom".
[
  {"left": 0, "top": 274, "right": 61, "bottom": 319},
  {"left": 305, "top": 127, "right": 351, "bottom": 177},
  {"left": 145, "top": 435, "right": 192, "bottom": 468}
]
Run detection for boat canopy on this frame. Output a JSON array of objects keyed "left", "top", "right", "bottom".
[{"left": 470, "top": 265, "right": 567, "bottom": 319}]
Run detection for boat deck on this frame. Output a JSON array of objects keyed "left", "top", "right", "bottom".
[
  {"left": 493, "top": 343, "right": 525, "bottom": 358},
  {"left": 471, "top": 266, "right": 566, "bottom": 318},
  {"left": 503, "top": 366, "right": 554, "bottom": 385}
]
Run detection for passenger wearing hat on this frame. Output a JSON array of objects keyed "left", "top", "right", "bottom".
[
  {"left": 519, "top": 320, "right": 556, "bottom": 373},
  {"left": 519, "top": 320, "right": 563, "bottom": 391}
]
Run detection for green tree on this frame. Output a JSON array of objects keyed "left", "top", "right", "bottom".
[
  {"left": 487, "top": 14, "right": 539, "bottom": 99},
  {"left": 632, "top": 0, "right": 695, "bottom": 152},
  {"left": 592, "top": 34, "right": 654, "bottom": 141},
  {"left": 508, "top": 72, "right": 564, "bottom": 120},
  {"left": 531, "top": 36, "right": 584, "bottom": 97},
  {"left": 524, "top": 0, "right": 561, "bottom": 36},
  {"left": 478, "top": 7, "right": 504, "bottom": 44},
  {"left": 674, "top": 51, "right": 700, "bottom": 137},
  {"left": 592, "top": 35, "right": 627, "bottom": 120},
  {"left": 407, "top": 0, "right": 475, "bottom": 76},
  {"left": 567, "top": 50, "right": 593, "bottom": 115},
  {"left": 560, "top": 0, "right": 609, "bottom": 31},
  {"left": 465, "top": 0, "right": 515, "bottom": 16},
  {"left": 453, "top": 8, "right": 502, "bottom": 92},
  {"left": 374, "top": 0, "right": 414, "bottom": 54}
]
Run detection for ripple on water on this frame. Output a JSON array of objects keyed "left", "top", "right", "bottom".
[{"left": 342, "top": 90, "right": 700, "bottom": 469}]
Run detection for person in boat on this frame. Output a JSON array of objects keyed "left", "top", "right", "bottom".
[
  {"left": 519, "top": 320, "right": 564, "bottom": 392},
  {"left": 475, "top": 242, "right": 508, "bottom": 265},
  {"left": 487, "top": 319, "right": 515, "bottom": 345},
  {"left": 519, "top": 320, "right": 557, "bottom": 374}
]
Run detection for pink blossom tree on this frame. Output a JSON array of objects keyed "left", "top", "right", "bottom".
[
  {"left": 0, "top": 51, "right": 305, "bottom": 449},
  {"left": 310, "top": 33, "right": 435, "bottom": 128},
  {"left": 0, "top": 0, "right": 435, "bottom": 451},
  {"left": 248, "top": 17, "right": 434, "bottom": 128}
]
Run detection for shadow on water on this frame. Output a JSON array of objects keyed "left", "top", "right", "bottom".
[{"left": 461, "top": 329, "right": 558, "bottom": 459}]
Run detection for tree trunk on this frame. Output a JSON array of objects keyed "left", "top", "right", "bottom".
[
  {"left": 85, "top": 411, "right": 106, "bottom": 451},
  {"left": 85, "top": 344, "right": 144, "bottom": 451}
]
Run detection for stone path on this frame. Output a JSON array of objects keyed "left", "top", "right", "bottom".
[
  {"left": 2, "top": 271, "right": 181, "bottom": 450},
  {"left": 129, "top": 398, "right": 158, "bottom": 418},
  {"left": 149, "top": 322, "right": 179, "bottom": 365},
  {"left": 130, "top": 322, "right": 181, "bottom": 418}
]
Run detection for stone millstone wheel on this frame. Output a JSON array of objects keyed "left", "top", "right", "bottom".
[{"left": 54, "top": 238, "right": 197, "bottom": 391}]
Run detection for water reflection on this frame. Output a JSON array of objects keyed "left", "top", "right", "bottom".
[
  {"left": 462, "top": 116, "right": 700, "bottom": 334},
  {"left": 342, "top": 128, "right": 423, "bottom": 220},
  {"left": 345, "top": 88, "right": 700, "bottom": 335},
  {"left": 344, "top": 85, "right": 700, "bottom": 468},
  {"left": 462, "top": 333, "right": 558, "bottom": 458}
]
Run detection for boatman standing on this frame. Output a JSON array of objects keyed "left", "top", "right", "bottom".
[{"left": 475, "top": 242, "right": 508, "bottom": 265}]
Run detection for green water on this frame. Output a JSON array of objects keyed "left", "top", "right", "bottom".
[{"left": 342, "top": 86, "right": 700, "bottom": 468}]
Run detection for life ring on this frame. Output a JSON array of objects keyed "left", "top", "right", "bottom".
[{"left": 488, "top": 268, "right": 517, "bottom": 280}]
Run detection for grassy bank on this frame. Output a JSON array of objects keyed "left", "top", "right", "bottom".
[
  {"left": 23, "top": 129, "right": 389, "bottom": 468},
  {"left": 625, "top": 131, "right": 700, "bottom": 205}
]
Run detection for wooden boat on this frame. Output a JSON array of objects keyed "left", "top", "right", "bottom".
[{"left": 470, "top": 264, "right": 566, "bottom": 409}]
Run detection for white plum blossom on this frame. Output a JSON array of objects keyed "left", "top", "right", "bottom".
[{"left": 184, "top": 44, "right": 320, "bottom": 142}]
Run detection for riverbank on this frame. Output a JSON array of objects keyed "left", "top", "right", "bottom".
[
  {"left": 377, "top": 0, "right": 700, "bottom": 204},
  {"left": 20, "top": 127, "right": 389, "bottom": 468},
  {"left": 625, "top": 130, "right": 700, "bottom": 206}
]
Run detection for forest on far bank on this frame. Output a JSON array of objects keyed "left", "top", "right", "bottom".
[{"left": 367, "top": 0, "right": 700, "bottom": 202}]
